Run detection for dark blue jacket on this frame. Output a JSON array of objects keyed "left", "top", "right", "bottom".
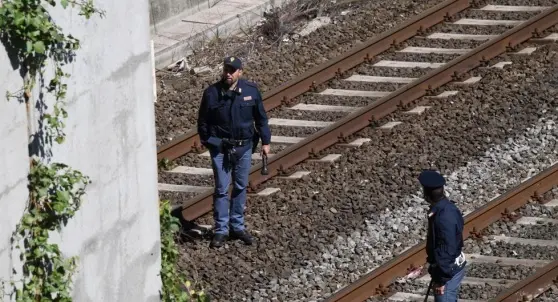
[
  {"left": 426, "top": 198, "right": 465, "bottom": 284},
  {"left": 197, "top": 79, "right": 271, "bottom": 149}
]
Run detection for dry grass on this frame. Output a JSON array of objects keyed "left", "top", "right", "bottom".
[{"left": 160, "top": 0, "right": 346, "bottom": 76}]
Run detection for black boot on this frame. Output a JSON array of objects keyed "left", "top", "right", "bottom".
[
  {"left": 210, "top": 233, "right": 227, "bottom": 248},
  {"left": 231, "top": 230, "right": 253, "bottom": 245}
]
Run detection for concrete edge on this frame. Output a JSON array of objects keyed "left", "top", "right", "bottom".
[
  {"left": 149, "top": 0, "right": 219, "bottom": 36},
  {"left": 154, "top": 0, "right": 285, "bottom": 69}
]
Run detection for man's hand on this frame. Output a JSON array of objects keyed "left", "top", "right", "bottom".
[
  {"left": 261, "top": 144, "right": 270, "bottom": 156},
  {"left": 434, "top": 283, "right": 445, "bottom": 295}
]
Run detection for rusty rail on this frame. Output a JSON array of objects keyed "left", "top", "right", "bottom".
[
  {"left": 324, "top": 162, "right": 558, "bottom": 302},
  {"left": 156, "top": 0, "right": 471, "bottom": 161},
  {"left": 490, "top": 259, "right": 558, "bottom": 301},
  {"left": 176, "top": 5, "right": 558, "bottom": 221}
]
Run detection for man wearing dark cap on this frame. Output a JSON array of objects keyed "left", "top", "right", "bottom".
[
  {"left": 197, "top": 56, "right": 271, "bottom": 248},
  {"left": 418, "top": 170, "right": 466, "bottom": 302}
]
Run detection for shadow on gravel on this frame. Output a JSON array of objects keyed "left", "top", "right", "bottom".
[{"left": 171, "top": 207, "right": 214, "bottom": 242}]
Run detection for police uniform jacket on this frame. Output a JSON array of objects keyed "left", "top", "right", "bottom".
[
  {"left": 197, "top": 79, "right": 271, "bottom": 150},
  {"left": 426, "top": 198, "right": 466, "bottom": 284}
]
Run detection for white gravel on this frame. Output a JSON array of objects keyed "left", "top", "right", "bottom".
[{"left": 251, "top": 110, "right": 558, "bottom": 301}]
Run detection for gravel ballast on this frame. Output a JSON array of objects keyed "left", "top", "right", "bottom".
[
  {"left": 372, "top": 189, "right": 558, "bottom": 301},
  {"left": 155, "top": 0, "right": 453, "bottom": 145},
  {"left": 154, "top": 0, "right": 558, "bottom": 146},
  {"left": 171, "top": 44, "right": 558, "bottom": 302},
  {"left": 534, "top": 286, "right": 558, "bottom": 302}
]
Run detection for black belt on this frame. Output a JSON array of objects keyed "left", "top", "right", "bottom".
[{"left": 221, "top": 138, "right": 250, "bottom": 147}]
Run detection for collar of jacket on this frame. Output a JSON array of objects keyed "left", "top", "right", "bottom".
[
  {"left": 219, "top": 79, "right": 246, "bottom": 95},
  {"left": 428, "top": 198, "right": 451, "bottom": 217}
]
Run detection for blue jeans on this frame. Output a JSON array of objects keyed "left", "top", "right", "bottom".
[
  {"left": 209, "top": 144, "right": 252, "bottom": 235},
  {"left": 434, "top": 265, "right": 466, "bottom": 302}
]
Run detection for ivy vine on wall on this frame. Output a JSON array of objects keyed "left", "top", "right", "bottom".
[
  {"left": 0, "top": 0, "right": 103, "bottom": 300},
  {"left": 0, "top": 0, "right": 207, "bottom": 300}
]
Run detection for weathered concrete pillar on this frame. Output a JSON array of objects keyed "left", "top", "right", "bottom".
[{"left": 0, "top": 0, "right": 161, "bottom": 301}]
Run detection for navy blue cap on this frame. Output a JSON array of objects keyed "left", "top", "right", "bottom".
[
  {"left": 224, "top": 56, "right": 242, "bottom": 70},
  {"left": 418, "top": 170, "right": 446, "bottom": 189}
]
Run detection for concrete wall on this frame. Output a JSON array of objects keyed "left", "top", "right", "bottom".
[{"left": 0, "top": 1, "right": 161, "bottom": 301}]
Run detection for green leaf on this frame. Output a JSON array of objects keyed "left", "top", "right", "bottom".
[
  {"left": 61, "top": 0, "right": 69, "bottom": 9},
  {"left": 23, "top": 215, "right": 35, "bottom": 225},
  {"left": 33, "top": 41, "right": 46, "bottom": 54},
  {"left": 26, "top": 41, "right": 33, "bottom": 53},
  {"left": 14, "top": 12, "right": 24, "bottom": 26}
]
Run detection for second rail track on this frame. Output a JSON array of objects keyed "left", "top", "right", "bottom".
[
  {"left": 325, "top": 162, "right": 558, "bottom": 302},
  {"left": 167, "top": 4, "right": 558, "bottom": 221}
]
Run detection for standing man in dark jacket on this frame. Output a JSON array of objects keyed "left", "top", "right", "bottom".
[
  {"left": 418, "top": 170, "right": 466, "bottom": 301},
  {"left": 197, "top": 56, "right": 271, "bottom": 248}
]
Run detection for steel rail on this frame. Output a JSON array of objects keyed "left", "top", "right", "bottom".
[
  {"left": 490, "top": 259, "right": 558, "bottom": 301},
  {"left": 156, "top": 0, "right": 471, "bottom": 161},
  {"left": 176, "top": 5, "right": 558, "bottom": 221},
  {"left": 324, "top": 161, "right": 558, "bottom": 302}
]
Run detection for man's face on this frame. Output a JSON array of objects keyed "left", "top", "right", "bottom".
[
  {"left": 422, "top": 188, "right": 432, "bottom": 204},
  {"left": 222, "top": 64, "right": 242, "bottom": 85}
]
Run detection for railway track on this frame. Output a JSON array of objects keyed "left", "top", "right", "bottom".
[
  {"left": 156, "top": 1, "right": 558, "bottom": 300},
  {"left": 325, "top": 162, "right": 558, "bottom": 302},
  {"left": 157, "top": 2, "right": 558, "bottom": 221}
]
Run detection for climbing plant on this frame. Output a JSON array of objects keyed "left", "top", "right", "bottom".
[
  {"left": 159, "top": 200, "right": 209, "bottom": 302},
  {"left": 0, "top": 0, "right": 103, "bottom": 300},
  {"left": 1, "top": 0, "right": 209, "bottom": 300}
]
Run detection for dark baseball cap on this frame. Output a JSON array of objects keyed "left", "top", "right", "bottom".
[{"left": 224, "top": 56, "right": 242, "bottom": 70}]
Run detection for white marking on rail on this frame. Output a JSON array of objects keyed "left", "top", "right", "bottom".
[
  {"left": 477, "top": 5, "right": 550, "bottom": 12},
  {"left": 344, "top": 75, "right": 416, "bottom": 83},
  {"left": 458, "top": 76, "right": 482, "bottom": 84},
  {"left": 543, "top": 33, "right": 558, "bottom": 41},
  {"left": 318, "top": 88, "right": 390, "bottom": 97},
  {"left": 531, "top": 33, "right": 558, "bottom": 43},
  {"left": 338, "top": 138, "right": 371, "bottom": 147},
  {"left": 493, "top": 235, "right": 558, "bottom": 247},
  {"left": 452, "top": 77, "right": 481, "bottom": 85},
  {"left": 430, "top": 91, "right": 459, "bottom": 98},
  {"left": 465, "top": 253, "right": 550, "bottom": 267},
  {"left": 515, "top": 47, "right": 537, "bottom": 55},
  {"left": 189, "top": 224, "right": 213, "bottom": 235},
  {"left": 277, "top": 171, "right": 311, "bottom": 179},
  {"left": 288, "top": 103, "right": 359, "bottom": 112},
  {"left": 516, "top": 216, "right": 558, "bottom": 225},
  {"left": 544, "top": 199, "right": 558, "bottom": 207},
  {"left": 158, "top": 183, "right": 211, "bottom": 193},
  {"left": 453, "top": 18, "right": 524, "bottom": 26},
  {"left": 397, "top": 46, "right": 469, "bottom": 54},
  {"left": 272, "top": 135, "right": 304, "bottom": 144},
  {"left": 388, "top": 292, "right": 482, "bottom": 302},
  {"left": 253, "top": 187, "right": 281, "bottom": 196},
  {"left": 379, "top": 121, "right": 402, "bottom": 129},
  {"left": 268, "top": 118, "right": 333, "bottom": 128},
  {"left": 427, "top": 32, "right": 498, "bottom": 40},
  {"left": 417, "top": 275, "right": 514, "bottom": 287},
  {"left": 491, "top": 61, "right": 512, "bottom": 69},
  {"left": 309, "top": 154, "right": 343, "bottom": 163},
  {"left": 405, "top": 106, "right": 431, "bottom": 115},
  {"left": 169, "top": 166, "right": 213, "bottom": 175},
  {"left": 373, "top": 60, "right": 444, "bottom": 68}
]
